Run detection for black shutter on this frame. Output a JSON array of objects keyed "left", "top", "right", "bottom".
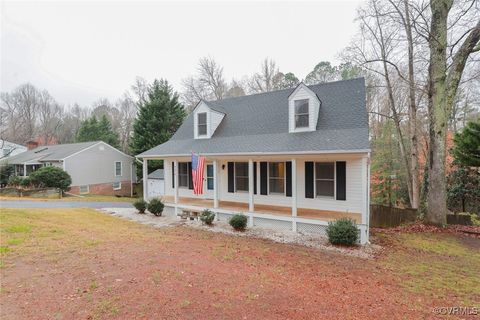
[
  {"left": 260, "top": 162, "right": 268, "bottom": 195},
  {"left": 188, "top": 162, "right": 193, "bottom": 190},
  {"left": 253, "top": 162, "right": 257, "bottom": 195},
  {"left": 171, "top": 162, "right": 175, "bottom": 188},
  {"left": 286, "top": 161, "right": 292, "bottom": 197},
  {"left": 305, "top": 161, "right": 314, "bottom": 198},
  {"left": 336, "top": 161, "right": 346, "bottom": 200},
  {"left": 227, "top": 162, "right": 234, "bottom": 193}
]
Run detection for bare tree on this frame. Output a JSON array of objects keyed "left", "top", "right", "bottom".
[
  {"left": 248, "top": 58, "right": 281, "bottom": 93},
  {"left": 425, "top": 0, "right": 480, "bottom": 225},
  {"left": 38, "top": 90, "right": 63, "bottom": 145}
]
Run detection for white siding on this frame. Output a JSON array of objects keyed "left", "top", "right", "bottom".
[{"left": 288, "top": 84, "right": 320, "bottom": 133}]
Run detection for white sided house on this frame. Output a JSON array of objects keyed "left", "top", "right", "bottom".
[
  {"left": 138, "top": 79, "right": 371, "bottom": 243},
  {"left": 2, "top": 141, "right": 136, "bottom": 196}
]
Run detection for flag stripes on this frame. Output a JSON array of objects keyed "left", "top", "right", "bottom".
[{"left": 192, "top": 153, "right": 206, "bottom": 194}]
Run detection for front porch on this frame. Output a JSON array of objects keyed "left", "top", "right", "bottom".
[{"left": 162, "top": 195, "right": 362, "bottom": 223}]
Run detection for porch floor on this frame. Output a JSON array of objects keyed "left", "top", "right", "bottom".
[{"left": 161, "top": 196, "right": 361, "bottom": 223}]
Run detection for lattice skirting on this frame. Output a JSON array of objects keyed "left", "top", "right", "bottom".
[
  {"left": 296, "top": 222, "right": 328, "bottom": 237},
  {"left": 253, "top": 217, "right": 292, "bottom": 232}
]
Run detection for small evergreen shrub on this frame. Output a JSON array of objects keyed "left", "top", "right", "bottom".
[
  {"left": 326, "top": 218, "right": 359, "bottom": 246},
  {"left": 28, "top": 167, "right": 72, "bottom": 191},
  {"left": 133, "top": 199, "right": 147, "bottom": 214},
  {"left": 147, "top": 198, "right": 164, "bottom": 216},
  {"left": 229, "top": 214, "right": 248, "bottom": 231},
  {"left": 8, "top": 176, "right": 23, "bottom": 187},
  {"left": 19, "top": 177, "right": 31, "bottom": 188},
  {"left": 200, "top": 209, "right": 215, "bottom": 225}
]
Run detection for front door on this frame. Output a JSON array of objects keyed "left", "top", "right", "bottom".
[{"left": 204, "top": 163, "right": 214, "bottom": 199}]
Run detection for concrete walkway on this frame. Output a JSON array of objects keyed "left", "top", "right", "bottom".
[{"left": 1, "top": 200, "right": 133, "bottom": 209}]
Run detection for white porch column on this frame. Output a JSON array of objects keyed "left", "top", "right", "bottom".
[
  {"left": 213, "top": 160, "right": 219, "bottom": 209},
  {"left": 291, "top": 159, "right": 297, "bottom": 232},
  {"left": 142, "top": 159, "right": 148, "bottom": 201},
  {"left": 23, "top": 163, "right": 27, "bottom": 177},
  {"left": 248, "top": 159, "right": 254, "bottom": 212},
  {"left": 174, "top": 160, "right": 179, "bottom": 204}
]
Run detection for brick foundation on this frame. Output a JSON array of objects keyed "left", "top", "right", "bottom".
[{"left": 70, "top": 181, "right": 132, "bottom": 197}]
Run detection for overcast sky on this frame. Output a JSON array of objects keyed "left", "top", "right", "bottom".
[{"left": 1, "top": 1, "right": 364, "bottom": 106}]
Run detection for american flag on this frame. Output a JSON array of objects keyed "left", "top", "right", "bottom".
[{"left": 191, "top": 153, "right": 206, "bottom": 195}]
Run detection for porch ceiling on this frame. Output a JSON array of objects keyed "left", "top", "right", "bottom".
[{"left": 161, "top": 196, "right": 361, "bottom": 223}]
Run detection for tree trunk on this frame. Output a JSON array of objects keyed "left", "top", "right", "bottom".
[
  {"left": 426, "top": 0, "right": 480, "bottom": 225},
  {"left": 404, "top": 0, "right": 419, "bottom": 209},
  {"left": 426, "top": 0, "right": 451, "bottom": 226}
]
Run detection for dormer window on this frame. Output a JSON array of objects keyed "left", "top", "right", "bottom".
[
  {"left": 294, "top": 99, "right": 309, "bottom": 128},
  {"left": 197, "top": 112, "right": 207, "bottom": 136}
]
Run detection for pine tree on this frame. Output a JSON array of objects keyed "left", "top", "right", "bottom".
[
  {"left": 453, "top": 120, "right": 480, "bottom": 167},
  {"left": 76, "top": 115, "right": 120, "bottom": 148},
  {"left": 130, "top": 79, "right": 186, "bottom": 172}
]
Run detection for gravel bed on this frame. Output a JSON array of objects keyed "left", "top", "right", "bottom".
[{"left": 99, "top": 207, "right": 380, "bottom": 259}]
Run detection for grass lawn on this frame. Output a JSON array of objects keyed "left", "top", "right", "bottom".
[
  {"left": 0, "top": 194, "right": 138, "bottom": 203},
  {"left": 1, "top": 208, "right": 478, "bottom": 319}
]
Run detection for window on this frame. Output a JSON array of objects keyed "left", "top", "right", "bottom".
[
  {"left": 206, "top": 164, "right": 214, "bottom": 190},
  {"left": 79, "top": 185, "right": 89, "bottom": 194},
  {"left": 113, "top": 182, "right": 121, "bottom": 190},
  {"left": 234, "top": 162, "right": 249, "bottom": 192},
  {"left": 315, "top": 162, "right": 334, "bottom": 197},
  {"left": 178, "top": 162, "right": 189, "bottom": 187},
  {"left": 197, "top": 112, "right": 207, "bottom": 136},
  {"left": 115, "top": 161, "right": 122, "bottom": 176},
  {"left": 269, "top": 162, "right": 285, "bottom": 194},
  {"left": 294, "top": 99, "right": 309, "bottom": 128}
]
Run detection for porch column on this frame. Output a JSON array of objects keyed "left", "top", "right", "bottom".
[
  {"left": 213, "top": 160, "right": 219, "bottom": 209},
  {"left": 142, "top": 159, "right": 148, "bottom": 201},
  {"left": 360, "top": 155, "right": 369, "bottom": 244},
  {"left": 23, "top": 163, "right": 27, "bottom": 178},
  {"left": 248, "top": 159, "right": 254, "bottom": 212},
  {"left": 291, "top": 159, "right": 297, "bottom": 232},
  {"left": 174, "top": 160, "right": 179, "bottom": 205}
]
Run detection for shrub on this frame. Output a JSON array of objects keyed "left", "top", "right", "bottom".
[
  {"left": 133, "top": 199, "right": 147, "bottom": 214},
  {"left": 7, "top": 176, "right": 23, "bottom": 187},
  {"left": 229, "top": 214, "right": 248, "bottom": 231},
  {"left": 200, "top": 209, "right": 215, "bottom": 225},
  {"left": 147, "top": 198, "right": 164, "bottom": 216},
  {"left": 29, "top": 167, "right": 72, "bottom": 192},
  {"left": 19, "top": 177, "right": 31, "bottom": 188},
  {"left": 326, "top": 218, "right": 359, "bottom": 246}
]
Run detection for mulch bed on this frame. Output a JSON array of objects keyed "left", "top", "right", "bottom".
[{"left": 371, "top": 222, "right": 480, "bottom": 238}]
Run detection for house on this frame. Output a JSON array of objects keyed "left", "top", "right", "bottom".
[
  {"left": 1, "top": 141, "right": 136, "bottom": 196},
  {"left": 0, "top": 140, "right": 27, "bottom": 159},
  {"left": 137, "top": 78, "right": 371, "bottom": 243},
  {"left": 147, "top": 169, "right": 165, "bottom": 198}
]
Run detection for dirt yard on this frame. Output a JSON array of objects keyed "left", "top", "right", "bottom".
[{"left": 1, "top": 208, "right": 479, "bottom": 319}]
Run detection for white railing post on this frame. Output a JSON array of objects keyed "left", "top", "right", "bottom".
[
  {"left": 213, "top": 160, "right": 219, "bottom": 209},
  {"left": 142, "top": 159, "right": 148, "bottom": 201}
]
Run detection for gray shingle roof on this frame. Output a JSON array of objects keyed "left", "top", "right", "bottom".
[
  {"left": 148, "top": 169, "right": 164, "bottom": 179},
  {"left": 138, "top": 78, "right": 369, "bottom": 157},
  {"left": 0, "top": 141, "right": 99, "bottom": 165}
]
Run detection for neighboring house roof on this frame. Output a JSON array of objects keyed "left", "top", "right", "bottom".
[
  {"left": 148, "top": 169, "right": 164, "bottom": 180},
  {"left": 138, "top": 78, "right": 369, "bottom": 157},
  {"left": 1, "top": 141, "right": 99, "bottom": 165}
]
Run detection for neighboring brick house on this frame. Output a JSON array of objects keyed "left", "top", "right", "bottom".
[{"left": 1, "top": 141, "right": 136, "bottom": 196}]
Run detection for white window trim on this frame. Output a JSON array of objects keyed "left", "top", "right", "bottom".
[
  {"left": 115, "top": 161, "right": 123, "bottom": 177},
  {"left": 294, "top": 99, "right": 310, "bottom": 130},
  {"left": 267, "top": 162, "right": 286, "bottom": 195},
  {"left": 113, "top": 182, "right": 122, "bottom": 190},
  {"left": 79, "top": 185, "right": 90, "bottom": 194},
  {"left": 234, "top": 162, "right": 249, "bottom": 193},
  {"left": 314, "top": 161, "right": 336, "bottom": 199},
  {"left": 206, "top": 163, "right": 214, "bottom": 191}
]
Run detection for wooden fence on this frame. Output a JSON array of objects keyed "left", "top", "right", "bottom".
[{"left": 370, "top": 204, "right": 418, "bottom": 228}]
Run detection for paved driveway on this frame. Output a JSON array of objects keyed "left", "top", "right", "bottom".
[{"left": 1, "top": 200, "right": 133, "bottom": 209}]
